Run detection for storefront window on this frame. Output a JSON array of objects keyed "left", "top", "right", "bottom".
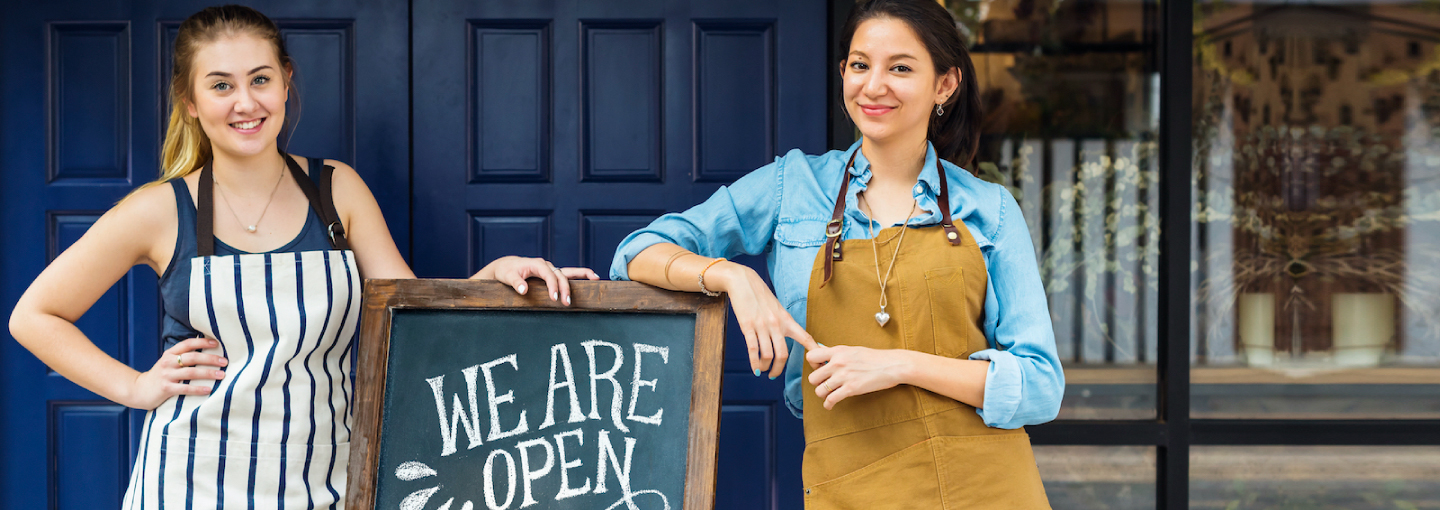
[
  {"left": 943, "top": 0, "right": 1161, "bottom": 419},
  {"left": 1191, "top": 446, "right": 1440, "bottom": 509},
  {"left": 1192, "top": 1, "right": 1440, "bottom": 418},
  {"left": 1036, "top": 446, "right": 1156, "bottom": 510}
]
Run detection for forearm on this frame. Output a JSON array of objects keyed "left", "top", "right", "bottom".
[
  {"left": 628, "top": 243, "right": 748, "bottom": 293},
  {"left": 10, "top": 311, "right": 141, "bottom": 407},
  {"left": 898, "top": 350, "right": 990, "bottom": 409}
]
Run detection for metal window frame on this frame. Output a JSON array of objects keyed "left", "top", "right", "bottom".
[{"left": 825, "top": 1, "right": 1440, "bottom": 508}]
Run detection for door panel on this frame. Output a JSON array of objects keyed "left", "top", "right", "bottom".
[
  {"left": 2, "top": 0, "right": 824, "bottom": 507},
  {"left": 412, "top": 0, "right": 826, "bottom": 508},
  {"left": 0, "top": 3, "right": 408, "bottom": 508}
]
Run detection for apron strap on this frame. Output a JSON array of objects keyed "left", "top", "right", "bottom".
[
  {"left": 820, "top": 151, "right": 963, "bottom": 285},
  {"left": 196, "top": 161, "right": 217, "bottom": 257},
  {"left": 820, "top": 151, "right": 857, "bottom": 286},
  {"left": 194, "top": 151, "right": 350, "bottom": 257},
  {"left": 934, "top": 158, "right": 963, "bottom": 246},
  {"left": 286, "top": 154, "right": 350, "bottom": 251}
]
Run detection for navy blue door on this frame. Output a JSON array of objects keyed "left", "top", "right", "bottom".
[
  {"left": 2, "top": 0, "right": 827, "bottom": 507},
  {"left": 410, "top": 0, "right": 828, "bottom": 508},
  {"left": 0, "top": 2, "right": 408, "bottom": 508}
]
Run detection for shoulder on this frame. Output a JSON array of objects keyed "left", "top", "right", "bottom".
[
  {"left": 111, "top": 179, "right": 181, "bottom": 232},
  {"left": 102, "top": 178, "right": 183, "bottom": 264},
  {"left": 942, "top": 160, "right": 1016, "bottom": 242},
  {"left": 773, "top": 148, "right": 851, "bottom": 214},
  {"left": 782, "top": 148, "right": 851, "bottom": 182}
]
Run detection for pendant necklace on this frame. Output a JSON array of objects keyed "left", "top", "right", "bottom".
[
  {"left": 861, "top": 192, "right": 918, "bottom": 327},
  {"left": 214, "top": 161, "right": 286, "bottom": 233}
]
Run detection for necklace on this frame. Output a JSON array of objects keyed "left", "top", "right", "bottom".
[
  {"left": 861, "top": 192, "right": 918, "bottom": 327},
  {"left": 214, "top": 162, "right": 286, "bottom": 234}
]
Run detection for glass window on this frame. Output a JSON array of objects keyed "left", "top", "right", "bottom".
[
  {"left": 944, "top": 0, "right": 1161, "bottom": 419},
  {"left": 1191, "top": 446, "right": 1440, "bottom": 509},
  {"left": 1036, "top": 446, "right": 1156, "bottom": 510},
  {"left": 1192, "top": 0, "right": 1440, "bottom": 418}
]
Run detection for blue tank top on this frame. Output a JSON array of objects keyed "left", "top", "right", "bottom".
[{"left": 158, "top": 176, "right": 334, "bottom": 347}]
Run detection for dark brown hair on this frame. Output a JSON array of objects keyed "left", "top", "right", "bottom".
[{"left": 839, "top": 0, "right": 982, "bottom": 168}]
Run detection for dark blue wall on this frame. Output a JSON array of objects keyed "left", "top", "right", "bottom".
[{"left": 0, "top": 1, "right": 827, "bottom": 508}]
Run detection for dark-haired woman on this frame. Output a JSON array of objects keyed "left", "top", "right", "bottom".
[
  {"left": 610, "top": 0, "right": 1060, "bottom": 506},
  {"left": 8, "top": 5, "right": 596, "bottom": 508}
]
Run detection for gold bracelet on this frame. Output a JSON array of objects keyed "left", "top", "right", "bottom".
[
  {"left": 698, "top": 257, "right": 727, "bottom": 297},
  {"left": 661, "top": 249, "right": 690, "bottom": 286}
]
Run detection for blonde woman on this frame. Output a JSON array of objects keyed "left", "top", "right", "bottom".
[{"left": 7, "top": 5, "right": 596, "bottom": 508}]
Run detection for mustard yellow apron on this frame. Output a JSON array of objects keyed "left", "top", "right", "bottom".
[{"left": 799, "top": 160, "right": 1050, "bottom": 509}]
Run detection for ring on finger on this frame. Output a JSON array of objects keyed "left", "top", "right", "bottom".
[
  {"left": 176, "top": 354, "right": 186, "bottom": 367},
  {"left": 551, "top": 266, "right": 563, "bottom": 273},
  {"left": 821, "top": 381, "right": 831, "bottom": 393}
]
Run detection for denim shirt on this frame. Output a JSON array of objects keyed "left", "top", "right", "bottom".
[{"left": 609, "top": 140, "right": 1064, "bottom": 429}]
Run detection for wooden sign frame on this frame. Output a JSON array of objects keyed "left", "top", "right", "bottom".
[{"left": 346, "top": 279, "right": 728, "bottom": 510}]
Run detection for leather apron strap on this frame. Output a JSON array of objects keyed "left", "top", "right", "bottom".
[
  {"left": 195, "top": 150, "right": 350, "bottom": 257},
  {"left": 821, "top": 152, "right": 962, "bottom": 286}
]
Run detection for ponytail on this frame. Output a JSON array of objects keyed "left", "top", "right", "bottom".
[{"left": 122, "top": 5, "right": 295, "bottom": 203}]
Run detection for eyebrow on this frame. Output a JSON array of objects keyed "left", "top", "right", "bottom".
[
  {"left": 848, "top": 50, "right": 919, "bottom": 62},
  {"left": 204, "top": 65, "right": 274, "bottom": 79}
]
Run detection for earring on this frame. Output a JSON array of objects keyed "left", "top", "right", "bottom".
[{"left": 935, "top": 103, "right": 944, "bottom": 117}]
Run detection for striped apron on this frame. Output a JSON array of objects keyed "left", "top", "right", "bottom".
[{"left": 122, "top": 155, "right": 361, "bottom": 509}]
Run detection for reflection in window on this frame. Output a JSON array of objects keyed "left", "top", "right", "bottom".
[
  {"left": 945, "top": 0, "right": 1161, "bottom": 419},
  {"left": 1191, "top": 446, "right": 1440, "bottom": 509},
  {"left": 1193, "top": 1, "right": 1440, "bottom": 418},
  {"left": 1036, "top": 446, "right": 1155, "bottom": 510}
]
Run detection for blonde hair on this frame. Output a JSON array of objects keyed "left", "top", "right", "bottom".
[{"left": 125, "top": 5, "right": 296, "bottom": 201}]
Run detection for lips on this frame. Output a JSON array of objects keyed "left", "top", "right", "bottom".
[
  {"left": 859, "top": 105, "right": 895, "bottom": 116},
  {"left": 230, "top": 117, "right": 265, "bottom": 134}
]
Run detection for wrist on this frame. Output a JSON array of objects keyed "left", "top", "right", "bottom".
[
  {"left": 115, "top": 370, "right": 142, "bottom": 409},
  {"left": 893, "top": 349, "right": 922, "bottom": 386},
  {"left": 707, "top": 261, "right": 749, "bottom": 294}
]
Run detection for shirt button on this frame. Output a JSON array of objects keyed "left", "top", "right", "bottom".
[{"left": 914, "top": 184, "right": 924, "bottom": 194}]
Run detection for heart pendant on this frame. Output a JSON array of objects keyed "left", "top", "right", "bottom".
[{"left": 875, "top": 311, "right": 890, "bottom": 327}]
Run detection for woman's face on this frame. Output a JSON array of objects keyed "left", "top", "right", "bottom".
[
  {"left": 186, "top": 34, "right": 288, "bottom": 160},
  {"left": 842, "top": 17, "right": 958, "bottom": 146}
]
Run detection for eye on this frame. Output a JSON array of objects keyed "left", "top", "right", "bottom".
[
  {"left": 849, "top": 61, "right": 869, "bottom": 71},
  {"left": 252, "top": 75, "right": 270, "bottom": 86},
  {"left": 890, "top": 64, "right": 913, "bottom": 73},
  {"left": 211, "top": 81, "right": 232, "bottom": 91}
]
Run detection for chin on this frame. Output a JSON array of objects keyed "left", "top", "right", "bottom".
[{"left": 215, "top": 138, "right": 278, "bottom": 159}]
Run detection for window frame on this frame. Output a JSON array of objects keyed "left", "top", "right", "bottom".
[{"left": 825, "top": 1, "right": 1440, "bottom": 508}]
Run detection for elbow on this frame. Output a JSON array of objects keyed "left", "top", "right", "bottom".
[{"left": 9, "top": 305, "right": 33, "bottom": 350}]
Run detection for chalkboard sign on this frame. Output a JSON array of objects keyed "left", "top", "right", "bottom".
[{"left": 347, "top": 280, "right": 727, "bottom": 510}]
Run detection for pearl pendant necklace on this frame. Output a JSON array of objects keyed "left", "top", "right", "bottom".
[{"left": 214, "top": 160, "right": 286, "bottom": 235}]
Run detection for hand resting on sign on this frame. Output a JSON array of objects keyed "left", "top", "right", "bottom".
[{"left": 469, "top": 256, "right": 600, "bottom": 306}]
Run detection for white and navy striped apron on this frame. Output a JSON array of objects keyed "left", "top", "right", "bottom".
[{"left": 123, "top": 154, "right": 360, "bottom": 509}]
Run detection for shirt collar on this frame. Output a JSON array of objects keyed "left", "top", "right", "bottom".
[
  {"left": 841, "top": 139, "right": 946, "bottom": 230},
  {"left": 843, "top": 139, "right": 943, "bottom": 195}
]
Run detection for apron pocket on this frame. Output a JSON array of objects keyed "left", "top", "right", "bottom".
[
  {"left": 924, "top": 267, "right": 971, "bottom": 358},
  {"left": 803, "top": 439, "right": 943, "bottom": 510},
  {"left": 932, "top": 433, "right": 1051, "bottom": 510}
]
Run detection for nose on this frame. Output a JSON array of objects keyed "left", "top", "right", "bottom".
[
  {"left": 861, "top": 69, "right": 887, "bottom": 98},
  {"left": 232, "top": 87, "right": 257, "bottom": 114}
]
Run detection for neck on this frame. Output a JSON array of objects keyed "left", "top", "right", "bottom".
[
  {"left": 210, "top": 145, "right": 286, "bottom": 193},
  {"left": 859, "top": 135, "right": 928, "bottom": 189}
]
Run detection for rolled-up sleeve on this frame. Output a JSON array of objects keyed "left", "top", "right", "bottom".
[
  {"left": 969, "top": 189, "right": 1065, "bottom": 429},
  {"left": 610, "top": 158, "right": 783, "bottom": 281}
]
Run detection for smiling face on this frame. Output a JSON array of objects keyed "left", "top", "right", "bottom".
[
  {"left": 842, "top": 17, "right": 958, "bottom": 148},
  {"left": 185, "top": 34, "right": 289, "bottom": 160}
]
